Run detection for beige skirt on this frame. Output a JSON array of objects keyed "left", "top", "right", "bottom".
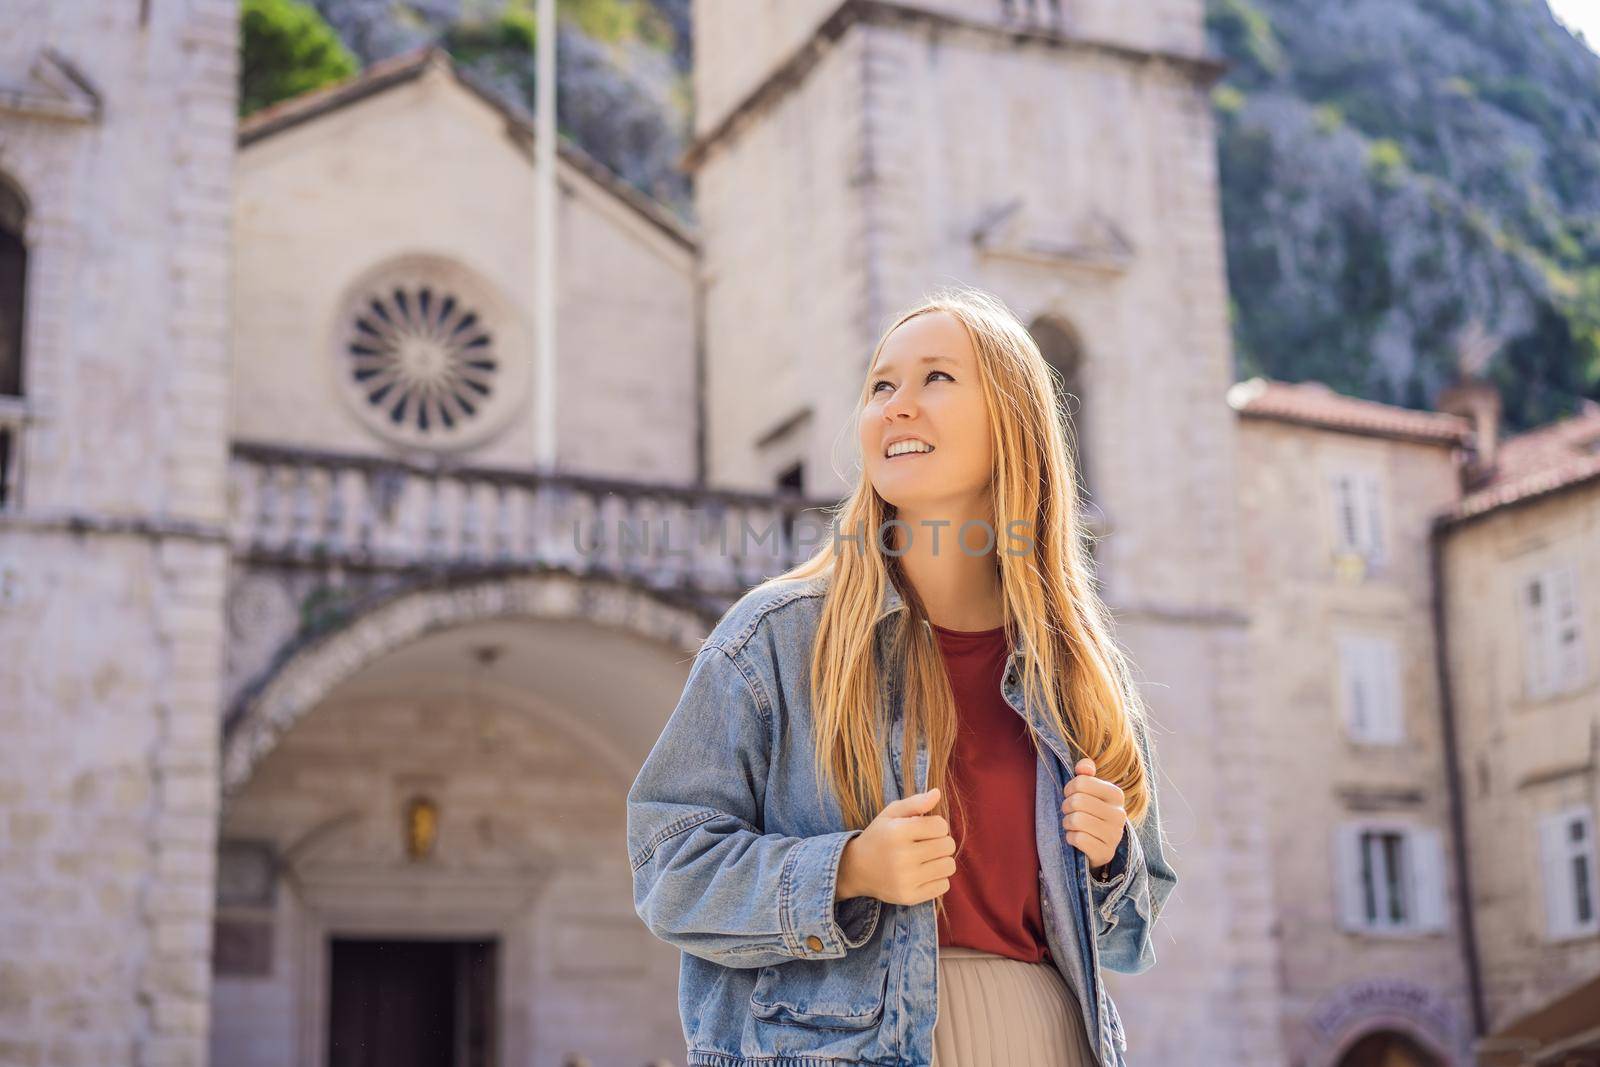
[{"left": 932, "top": 946, "right": 1097, "bottom": 1067}]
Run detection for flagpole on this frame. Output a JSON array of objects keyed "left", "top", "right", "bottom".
[{"left": 535, "top": 0, "right": 557, "bottom": 471}]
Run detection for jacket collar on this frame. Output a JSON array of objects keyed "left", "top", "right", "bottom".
[
  {"left": 872, "top": 576, "right": 1025, "bottom": 668},
  {"left": 874, "top": 577, "right": 906, "bottom": 623}
]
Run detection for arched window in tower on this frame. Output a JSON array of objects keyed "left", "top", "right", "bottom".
[
  {"left": 1029, "top": 316, "right": 1091, "bottom": 503},
  {"left": 0, "top": 174, "right": 25, "bottom": 399},
  {"left": 0, "top": 173, "right": 28, "bottom": 513}
]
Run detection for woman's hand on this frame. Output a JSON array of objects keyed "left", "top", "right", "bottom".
[
  {"left": 837, "top": 787, "right": 956, "bottom": 906},
  {"left": 1062, "top": 758, "right": 1127, "bottom": 872}
]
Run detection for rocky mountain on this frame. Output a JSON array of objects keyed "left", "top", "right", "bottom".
[
  {"left": 308, "top": 0, "right": 694, "bottom": 211},
  {"left": 1208, "top": 0, "right": 1600, "bottom": 430}
]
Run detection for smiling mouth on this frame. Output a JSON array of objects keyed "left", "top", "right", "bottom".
[{"left": 885, "top": 440, "right": 936, "bottom": 460}]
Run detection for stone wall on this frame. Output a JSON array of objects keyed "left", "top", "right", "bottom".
[{"left": 0, "top": 1, "right": 238, "bottom": 1064}]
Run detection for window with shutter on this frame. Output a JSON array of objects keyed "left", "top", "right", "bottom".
[
  {"left": 1524, "top": 572, "right": 1553, "bottom": 700},
  {"left": 1541, "top": 806, "right": 1600, "bottom": 940},
  {"left": 1552, "top": 565, "right": 1585, "bottom": 693},
  {"left": 1332, "top": 474, "right": 1360, "bottom": 555},
  {"left": 1338, "top": 635, "right": 1404, "bottom": 745},
  {"left": 1328, "top": 468, "right": 1386, "bottom": 569},
  {"left": 1409, "top": 828, "right": 1449, "bottom": 932},
  {"left": 1362, "top": 473, "right": 1385, "bottom": 565},
  {"left": 1337, "top": 821, "right": 1443, "bottom": 934},
  {"left": 1524, "top": 564, "right": 1587, "bottom": 700},
  {"left": 1336, "top": 822, "right": 1368, "bottom": 931}
]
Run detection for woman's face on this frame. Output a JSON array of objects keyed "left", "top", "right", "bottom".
[{"left": 859, "top": 310, "right": 995, "bottom": 523}]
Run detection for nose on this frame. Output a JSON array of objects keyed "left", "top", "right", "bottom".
[{"left": 882, "top": 385, "right": 918, "bottom": 421}]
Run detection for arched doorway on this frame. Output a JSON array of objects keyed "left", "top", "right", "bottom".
[
  {"left": 1337, "top": 1029, "right": 1445, "bottom": 1067},
  {"left": 211, "top": 575, "right": 713, "bottom": 1067}
]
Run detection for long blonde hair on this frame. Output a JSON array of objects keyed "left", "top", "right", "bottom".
[{"left": 769, "top": 285, "right": 1153, "bottom": 917}]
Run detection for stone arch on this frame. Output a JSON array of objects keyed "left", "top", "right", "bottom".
[
  {"left": 1328, "top": 1026, "right": 1451, "bottom": 1067},
  {"left": 221, "top": 570, "right": 716, "bottom": 794},
  {"left": 1305, "top": 1009, "right": 1463, "bottom": 1067}
]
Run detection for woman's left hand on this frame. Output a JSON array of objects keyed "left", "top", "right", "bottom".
[{"left": 1061, "top": 757, "right": 1127, "bottom": 872}]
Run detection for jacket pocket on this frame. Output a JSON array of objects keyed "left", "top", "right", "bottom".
[{"left": 748, "top": 934, "right": 892, "bottom": 1031}]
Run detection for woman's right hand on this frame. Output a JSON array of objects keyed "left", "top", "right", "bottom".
[{"left": 836, "top": 787, "right": 956, "bottom": 906}]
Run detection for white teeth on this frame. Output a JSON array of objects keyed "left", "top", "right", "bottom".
[{"left": 886, "top": 440, "right": 935, "bottom": 458}]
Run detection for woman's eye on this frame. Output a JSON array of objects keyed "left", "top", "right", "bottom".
[{"left": 873, "top": 371, "right": 953, "bottom": 393}]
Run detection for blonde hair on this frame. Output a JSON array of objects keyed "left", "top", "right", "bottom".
[{"left": 768, "top": 285, "right": 1153, "bottom": 922}]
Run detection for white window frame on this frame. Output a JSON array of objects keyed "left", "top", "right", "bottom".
[
  {"left": 1329, "top": 468, "right": 1386, "bottom": 568},
  {"left": 1335, "top": 821, "right": 1448, "bottom": 935},
  {"left": 1336, "top": 632, "right": 1405, "bottom": 745},
  {"left": 1540, "top": 805, "right": 1599, "bottom": 941},
  {"left": 1521, "top": 563, "right": 1586, "bottom": 700}
]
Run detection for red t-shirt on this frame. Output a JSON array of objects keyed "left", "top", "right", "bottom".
[{"left": 930, "top": 621, "right": 1052, "bottom": 964}]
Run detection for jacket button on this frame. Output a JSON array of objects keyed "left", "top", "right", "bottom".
[{"left": 806, "top": 935, "right": 824, "bottom": 952}]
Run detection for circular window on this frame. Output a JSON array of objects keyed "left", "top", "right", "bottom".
[{"left": 333, "top": 255, "right": 530, "bottom": 452}]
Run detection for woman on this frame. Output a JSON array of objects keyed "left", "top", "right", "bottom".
[{"left": 627, "top": 286, "right": 1177, "bottom": 1067}]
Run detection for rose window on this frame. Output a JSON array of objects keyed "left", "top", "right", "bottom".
[
  {"left": 333, "top": 256, "right": 529, "bottom": 452},
  {"left": 348, "top": 286, "right": 496, "bottom": 434}
]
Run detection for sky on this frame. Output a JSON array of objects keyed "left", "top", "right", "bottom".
[{"left": 1549, "top": 0, "right": 1600, "bottom": 52}]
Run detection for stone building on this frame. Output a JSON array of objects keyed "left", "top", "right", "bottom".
[
  {"left": 210, "top": 47, "right": 708, "bottom": 1067},
  {"left": 1433, "top": 390, "right": 1600, "bottom": 1066},
  {"left": 1231, "top": 379, "right": 1480, "bottom": 1065},
  {"left": 0, "top": 2, "right": 237, "bottom": 1066},
  {"left": 2, "top": 2, "right": 1597, "bottom": 1066},
  {"left": 1230, "top": 376, "right": 1600, "bottom": 1066}
]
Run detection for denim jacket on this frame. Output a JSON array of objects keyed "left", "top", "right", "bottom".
[{"left": 627, "top": 574, "right": 1177, "bottom": 1067}]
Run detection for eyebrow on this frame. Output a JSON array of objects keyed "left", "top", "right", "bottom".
[{"left": 868, "top": 353, "right": 959, "bottom": 376}]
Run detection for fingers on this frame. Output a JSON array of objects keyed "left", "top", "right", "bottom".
[
  {"left": 1060, "top": 809, "right": 1120, "bottom": 849},
  {"left": 900, "top": 812, "right": 950, "bottom": 842},
  {"left": 1060, "top": 764, "right": 1126, "bottom": 864},
  {"left": 1064, "top": 768, "right": 1124, "bottom": 806},
  {"left": 1060, "top": 789, "right": 1123, "bottom": 820},
  {"left": 1065, "top": 828, "right": 1117, "bottom": 861},
  {"left": 881, "top": 787, "right": 941, "bottom": 819}
]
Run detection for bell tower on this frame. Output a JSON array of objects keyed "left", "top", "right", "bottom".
[{"left": 689, "top": 1, "right": 1288, "bottom": 1063}]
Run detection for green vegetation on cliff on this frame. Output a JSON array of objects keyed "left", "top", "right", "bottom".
[{"left": 1207, "top": 0, "right": 1600, "bottom": 429}]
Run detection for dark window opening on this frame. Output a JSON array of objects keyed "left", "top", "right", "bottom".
[{"left": 0, "top": 175, "right": 25, "bottom": 399}]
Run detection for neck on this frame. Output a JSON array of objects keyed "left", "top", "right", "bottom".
[{"left": 890, "top": 504, "right": 1004, "bottom": 631}]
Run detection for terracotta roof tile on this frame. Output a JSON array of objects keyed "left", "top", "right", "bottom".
[
  {"left": 1449, "top": 403, "right": 1600, "bottom": 523},
  {"left": 1226, "top": 376, "right": 1473, "bottom": 446}
]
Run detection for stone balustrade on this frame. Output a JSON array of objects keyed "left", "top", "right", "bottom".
[{"left": 230, "top": 440, "right": 840, "bottom": 599}]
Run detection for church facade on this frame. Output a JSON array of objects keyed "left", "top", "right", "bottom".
[{"left": 2, "top": 2, "right": 1597, "bottom": 1066}]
